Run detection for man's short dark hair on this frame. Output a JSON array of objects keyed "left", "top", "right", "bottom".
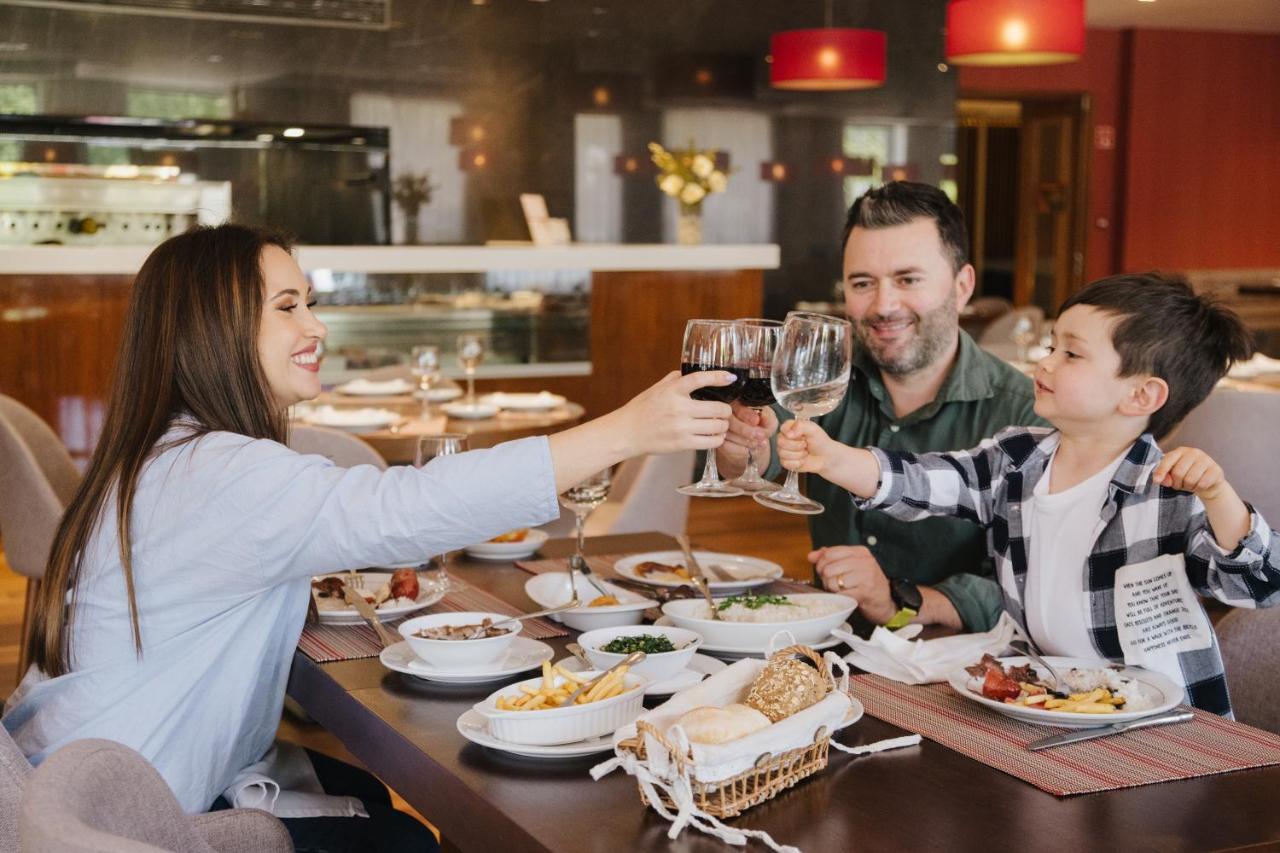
[
  {"left": 842, "top": 181, "right": 969, "bottom": 274},
  {"left": 1059, "top": 273, "right": 1254, "bottom": 440}
]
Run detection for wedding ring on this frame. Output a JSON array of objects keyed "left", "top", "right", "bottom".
[{"left": 835, "top": 577, "right": 846, "bottom": 591}]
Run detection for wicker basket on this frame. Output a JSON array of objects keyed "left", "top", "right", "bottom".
[{"left": 615, "top": 644, "right": 835, "bottom": 819}]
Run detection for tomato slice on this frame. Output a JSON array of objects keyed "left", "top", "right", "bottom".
[{"left": 981, "top": 669, "right": 1022, "bottom": 702}]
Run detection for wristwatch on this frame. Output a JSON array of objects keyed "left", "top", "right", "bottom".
[{"left": 884, "top": 577, "right": 923, "bottom": 629}]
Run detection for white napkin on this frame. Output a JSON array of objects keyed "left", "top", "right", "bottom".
[
  {"left": 337, "top": 378, "right": 414, "bottom": 395},
  {"left": 222, "top": 741, "right": 368, "bottom": 819},
  {"left": 834, "top": 613, "right": 1020, "bottom": 685}
]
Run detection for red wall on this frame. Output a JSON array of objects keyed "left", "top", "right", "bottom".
[{"left": 958, "top": 27, "right": 1280, "bottom": 277}]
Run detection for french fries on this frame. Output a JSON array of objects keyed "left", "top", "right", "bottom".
[
  {"left": 1004, "top": 685, "right": 1125, "bottom": 713},
  {"left": 493, "top": 661, "right": 634, "bottom": 711}
]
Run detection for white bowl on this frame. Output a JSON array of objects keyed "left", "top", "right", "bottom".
[
  {"left": 576, "top": 625, "right": 703, "bottom": 683},
  {"left": 464, "top": 528, "right": 549, "bottom": 561},
  {"left": 398, "top": 611, "right": 520, "bottom": 671},
  {"left": 660, "top": 593, "right": 857, "bottom": 650},
  {"left": 523, "top": 572, "right": 650, "bottom": 631},
  {"left": 472, "top": 670, "right": 647, "bottom": 745}
]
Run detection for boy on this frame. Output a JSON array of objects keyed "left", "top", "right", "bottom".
[{"left": 777, "top": 273, "right": 1277, "bottom": 715}]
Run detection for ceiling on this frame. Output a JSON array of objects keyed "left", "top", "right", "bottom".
[{"left": 1086, "top": 0, "right": 1280, "bottom": 34}]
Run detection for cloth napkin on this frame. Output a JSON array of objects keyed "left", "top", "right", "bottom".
[
  {"left": 222, "top": 741, "right": 368, "bottom": 819},
  {"left": 833, "top": 612, "right": 1020, "bottom": 685}
]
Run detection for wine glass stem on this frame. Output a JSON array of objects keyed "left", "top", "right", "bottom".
[
  {"left": 466, "top": 370, "right": 475, "bottom": 404},
  {"left": 574, "top": 511, "right": 588, "bottom": 558},
  {"left": 778, "top": 414, "right": 808, "bottom": 496},
  {"left": 742, "top": 407, "right": 764, "bottom": 478},
  {"left": 698, "top": 449, "right": 724, "bottom": 486}
]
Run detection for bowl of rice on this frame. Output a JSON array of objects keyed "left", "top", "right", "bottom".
[{"left": 660, "top": 592, "right": 856, "bottom": 649}]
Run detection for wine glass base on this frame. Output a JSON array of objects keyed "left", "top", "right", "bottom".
[
  {"left": 729, "top": 475, "right": 779, "bottom": 493},
  {"left": 753, "top": 489, "right": 825, "bottom": 515},
  {"left": 676, "top": 482, "right": 745, "bottom": 498}
]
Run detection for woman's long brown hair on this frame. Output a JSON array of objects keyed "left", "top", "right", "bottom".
[{"left": 30, "top": 224, "right": 293, "bottom": 677}]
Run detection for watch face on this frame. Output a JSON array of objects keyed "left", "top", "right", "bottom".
[{"left": 891, "top": 578, "right": 923, "bottom": 611}]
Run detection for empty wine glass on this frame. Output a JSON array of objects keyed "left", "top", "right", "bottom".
[
  {"left": 729, "top": 318, "right": 782, "bottom": 492},
  {"left": 560, "top": 469, "right": 612, "bottom": 594},
  {"left": 1010, "top": 314, "right": 1038, "bottom": 363},
  {"left": 457, "top": 334, "right": 485, "bottom": 405},
  {"left": 414, "top": 433, "right": 469, "bottom": 588},
  {"left": 754, "top": 312, "right": 852, "bottom": 515},
  {"left": 676, "top": 319, "right": 744, "bottom": 498},
  {"left": 411, "top": 344, "right": 441, "bottom": 415}
]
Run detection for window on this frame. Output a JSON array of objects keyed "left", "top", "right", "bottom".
[
  {"left": 842, "top": 124, "right": 890, "bottom": 208},
  {"left": 126, "top": 89, "right": 232, "bottom": 120}
]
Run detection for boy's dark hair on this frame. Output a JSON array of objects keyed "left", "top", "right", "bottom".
[
  {"left": 842, "top": 181, "right": 969, "bottom": 274},
  {"left": 1059, "top": 272, "right": 1254, "bottom": 440}
]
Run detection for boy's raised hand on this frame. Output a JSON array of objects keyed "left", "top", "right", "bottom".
[
  {"left": 1153, "top": 446, "right": 1227, "bottom": 500},
  {"left": 775, "top": 418, "right": 838, "bottom": 474}
]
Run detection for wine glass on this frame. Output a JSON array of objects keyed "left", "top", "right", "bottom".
[
  {"left": 1010, "top": 314, "right": 1038, "bottom": 363},
  {"left": 411, "top": 344, "right": 441, "bottom": 415},
  {"left": 559, "top": 468, "right": 612, "bottom": 593},
  {"left": 754, "top": 312, "right": 852, "bottom": 515},
  {"left": 729, "top": 318, "right": 783, "bottom": 492},
  {"left": 414, "top": 433, "right": 469, "bottom": 588},
  {"left": 457, "top": 333, "right": 485, "bottom": 406},
  {"left": 676, "top": 319, "right": 744, "bottom": 498}
]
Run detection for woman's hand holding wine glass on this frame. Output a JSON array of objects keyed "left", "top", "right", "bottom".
[{"left": 677, "top": 319, "right": 746, "bottom": 497}]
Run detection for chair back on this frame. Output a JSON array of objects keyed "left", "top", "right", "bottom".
[
  {"left": 289, "top": 424, "right": 388, "bottom": 470},
  {"left": 540, "top": 451, "right": 695, "bottom": 540},
  {"left": 0, "top": 397, "right": 77, "bottom": 580},
  {"left": 0, "top": 724, "right": 33, "bottom": 853},
  {"left": 1166, "top": 387, "right": 1280, "bottom": 521},
  {"left": 1216, "top": 608, "right": 1280, "bottom": 734}
]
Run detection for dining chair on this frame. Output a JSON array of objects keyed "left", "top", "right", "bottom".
[
  {"left": 18, "top": 739, "right": 292, "bottom": 853},
  {"left": 1165, "top": 387, "right": 1280, "bottom": 521},
  {"left": 288, "top": 423, "right": 388, "bottom": 470},
  {"left": 0, "top": 395, "right": 81, "bottom": 683},
  {"left": 1217, "top": 608, "right": 1280, "bottom": 734},
  {"left": 0, "top": 723, "right": 33, "bottom": 853},
  {"left": 540, "top": 451, "right": 695, "bottom": 539}
]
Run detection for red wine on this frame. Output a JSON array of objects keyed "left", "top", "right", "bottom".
[
  {"left": 681, "top": 363, "right": 746, "bottom": 403},
  {"left": 738, "top": 376, "right": 776, "bottom": 408}
]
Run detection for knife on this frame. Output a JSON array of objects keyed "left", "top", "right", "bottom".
[
  {"left": 1027, "top": 710, "right": 1195, "bottom": 751},
  {"left": 342, "top": 582, "right": 399, "bottom": 648}
]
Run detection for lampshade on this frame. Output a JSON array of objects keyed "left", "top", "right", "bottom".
[
  {"left": 945, "top": 0, "right": 1084, "bottom": 66},
  {"left": 770, "top": 28, "right": 887, "bottom": 91}
]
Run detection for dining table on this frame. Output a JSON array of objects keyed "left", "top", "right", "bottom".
[{"left": 286, "top": 532, "right": 1280, "bottom": 853}]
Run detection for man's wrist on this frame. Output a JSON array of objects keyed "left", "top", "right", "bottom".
[{"left": 917, "top": 586, "right": 963, "bottom": 631}]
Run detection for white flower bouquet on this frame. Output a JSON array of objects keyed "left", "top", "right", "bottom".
[{"left": 647, "top": 141, "right": 731, "bottom": 213}]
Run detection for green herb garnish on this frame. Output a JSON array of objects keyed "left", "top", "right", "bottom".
[
  {"left": 716, "top": 593, "right": 794, "bottom": 612},
  {"left": 600, "top": 634, "right": 679, "bottom": 655}
]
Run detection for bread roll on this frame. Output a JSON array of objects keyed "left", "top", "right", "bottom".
[{"left": 674, "top": 703, "right": 771, "bottom": 744}]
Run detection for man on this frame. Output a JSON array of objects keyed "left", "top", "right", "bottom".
[{"left": 717, "top": 181, "right": 1045, "bottom": 632}]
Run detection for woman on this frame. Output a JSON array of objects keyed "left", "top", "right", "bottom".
[{"left": 3, "top": 225, "right": 734, "bottom": 851}]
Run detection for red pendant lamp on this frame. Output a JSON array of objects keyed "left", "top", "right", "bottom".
[
  {"left": 946, "top": 0, "right": 1084, "bottom": 66},
  {"left": 770, "top": 0, "right": 886, "bottom": 91}
]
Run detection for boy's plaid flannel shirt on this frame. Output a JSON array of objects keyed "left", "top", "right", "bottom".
[{"left": 856, "top": 426, "right": 1280, "bottom": 716}]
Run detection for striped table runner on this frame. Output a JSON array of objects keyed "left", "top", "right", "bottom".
[
  {"left": 514, "top": 553, "right": 815, "bottom": 594},
  {"left": 298, "top": 576, "right": 568, "bottom": 664},
  {"left": 850, "top": 674, "right": 1280, "bottom": 796}
]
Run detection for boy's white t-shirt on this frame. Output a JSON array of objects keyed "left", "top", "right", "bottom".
[{"left": 1024, "top": 448, "right": 1128, "bottom": 657}]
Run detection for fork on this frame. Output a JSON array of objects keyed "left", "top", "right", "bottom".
[
  {"left": 1010, "top": 639, "right": 1067, "bottom": 695},
  {"left": 569, "top": 554, "right": 612, "bottom": 599}
]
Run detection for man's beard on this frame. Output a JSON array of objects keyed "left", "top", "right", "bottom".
[{"left": 853, "top": 290, "right": 958, "bottom": 377}]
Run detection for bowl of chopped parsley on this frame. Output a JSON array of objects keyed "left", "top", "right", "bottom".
[{"left": 578, "top": 625, "right": 703, "bottom": 682}]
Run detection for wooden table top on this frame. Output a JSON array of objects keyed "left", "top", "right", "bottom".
[{"left": 287, "top": 533, "right": 1280, "bottom": 853}]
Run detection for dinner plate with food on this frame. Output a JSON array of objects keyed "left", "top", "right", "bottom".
[
  {"left": 523, "top": 571, "right": 652, "bottom": 631},
  {"left": 379, "top": 636, "right": 554, "bottom": 684},
  {"left": 310, "top": 569, "right": 446, "bottom": 625},
  {"left": 612, "top": 551, "right": 784, "bottom": 593},
  {"left": 463, "top": 528, "right": 549, "bottom": 561},
  {"left": 947, "top": 654, "right": 1183, "bottom": 729}
]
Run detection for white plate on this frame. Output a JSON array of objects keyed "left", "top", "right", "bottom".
[
  {"left": 299, "top": 405, "right": 400, "bottom": 433},
  {"left": 653, "top": 616, "right": 852, "bottom": 659},
  {"left": 556, "top": 653, "right": 726, "bottom": 696},
  {"left": 334, "top": 378, "right": 415, "bottom": 396},
  {"left": 442, "top": 401, "right": 500, "bottom": 420},
  {"left": 523, "top": 572, "right": 651, "bottom": 631},
  {"left": 380, "top": 638, "right": 553, "bottom": 684},
  {"left": 946, "top": 656, "right": 1184, "bottom": 729},
  {"left": 455, "top": 709, "right": 615, "bottom": 758},
  {"left": 479, "top": 392, "right": 567, "bottom": 411},
  {"left": 661, "top": 594, "right": 858, "bottom": 649},
  {"left": 464, "top": 529, "right": 550, "bottom": 561},
  {"left": 311, "top": 571, "right": 446, "bottom": 625},
  {"left": 418, "top": 385, "right": 463, "bottom": 402},
  {"left": 613, "top": 551, "right": 783, "bottom": 593}
]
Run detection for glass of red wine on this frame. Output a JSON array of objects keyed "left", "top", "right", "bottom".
[
  {"left": 677, "top": 319, "right": 745, "bottom": 498},
  {"left": 728, "top": 318, "right": 782, "bottom": 492}
]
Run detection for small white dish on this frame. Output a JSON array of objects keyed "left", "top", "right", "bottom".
[
  {"left": 653, "top": 616, "right": 852, "bottom": 659},
  {"left": 299, "top": 405, "right": 400, "bottom": 433},
  {"left": 456, "top": 709, "right": 614, "bottom": 758},
  {"left": 380, "top": 638, "right": 553, "bottom": 684},
  {"left": 479, "top": 391, "right": 567, "bottom": 411},
  {"left": 464, "top": 529, "right": 550, "bottom": 561},
  {"left": 398, "top": 611, "right": 521, "bottom": 671},
  {"left": 946, "top": 656, "right": 1183, "bottom": 729},
  {"left": 442, "top": 401, "right": 500, "bottom": 420},
  {"left": 311, "top": 571, "right": 446, "bottom": 625},
  {"left": 523, "top": 572, "right": 651, "bottom": 631},
  {"left": 335, "top": 377, "right": 415, "bottom": 396},
  {"left": 575, "top": 624, "right": 702, "bottom": 682},
  {"left": 613, "top": 550, "right": 783, "bottom": 594},
  {"left": 556, "top": 653, "right": 726, "bottom": 696},
  {"left": 418, "top": 385, "right": 464, "bottom": 402}
]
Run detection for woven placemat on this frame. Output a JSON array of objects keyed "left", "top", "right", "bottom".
[
  {"left": 850, "top": 674, "right": 1280, "bottom": 796},
  {"left": 298, "top": 575, "right": 568, "bottom": 663},
  {"left": 514, "top": 553, "right": 814, "bottom": 594}
]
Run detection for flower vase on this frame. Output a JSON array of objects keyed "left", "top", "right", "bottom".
[
  {"left": 401, "top": 208, "right": 421, "bottom": 245},
  {"left": 676, "top": 204, "right": 703, "bottom": 246}
]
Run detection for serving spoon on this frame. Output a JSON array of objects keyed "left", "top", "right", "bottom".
[
  {"left": 466, "top": 596, "right": 583, "bottom": 639},
  {"left": 562, "top": 651, "right": 645, "bottom": 706}
]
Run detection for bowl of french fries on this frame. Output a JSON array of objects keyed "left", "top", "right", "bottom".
[{"left": 473, "top": 661, "right": 647, "bottom": 745}]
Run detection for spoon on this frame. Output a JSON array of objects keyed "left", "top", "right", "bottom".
[
  {"left": 691, "top": 576, "right": 721, "bottom": 621},
  {"left": 467, "top": 596, "right": 582, "bottom": 639},
  {"left": 566, "top": 642, "right": 592, "bottom": 668},
  {"left": 562, "top": 651, "right": 645, "bottom": 706}
]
